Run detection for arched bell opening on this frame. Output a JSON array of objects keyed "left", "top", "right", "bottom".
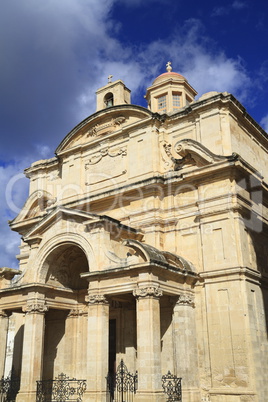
[
  {"left": 44, "top": 243, "right": 89, "bottom": 290},
  {"left": 104, "top": 92, "right": 114, "bottom": 108}
]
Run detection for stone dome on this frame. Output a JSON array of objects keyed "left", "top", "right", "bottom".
[{"left": 153, "top": 71, "right": 186, "bottom": 85}]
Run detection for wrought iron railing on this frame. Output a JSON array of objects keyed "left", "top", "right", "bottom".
[
  {"left": 0, "top": 371, "right": 20, "bottom": 402},
  {"left": 107, "top": 359, "right": 138, "bottom": 402},
  {"left": 36, "top": 373, "right": 86, "bottom": 402},
  {"left": 162, "top": 371, "right": 182, "bottom": 401}
]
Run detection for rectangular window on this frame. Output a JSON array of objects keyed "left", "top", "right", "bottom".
[
  {"left": 158, "top": 95, "right": 167, "bottom": 113},
  {"left": 173, "top": 93, "right": 181, "bottom": 111}
]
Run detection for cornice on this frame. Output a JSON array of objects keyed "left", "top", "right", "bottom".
[
  {"left": 198, "top": 266, "right": 262, "bottom": 285},
  {"left": 80, "top": 260, "right": 198, "bottom": 285},
  {"left": 168, "top": 92, "right": 268, "bottom": 143},
  {"left": 11, "top": 156, "right": 268, "bottom": 234}
]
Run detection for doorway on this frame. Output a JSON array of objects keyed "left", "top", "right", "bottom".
[{"left": 109, "top": 319, "right": 116, "bottom": 376}]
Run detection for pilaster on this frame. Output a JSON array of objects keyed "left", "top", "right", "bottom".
[
  {"left": 173, "top": 293, "right": 200, "bottom": 401},
  {"left": 133, "top": 286, "right": 166, "bottom": 402},
  {"left": 17, "top": 299, "right": 48, "bottom": 402},
  {"left": 0, "top": 310, "right": 9, "bottom": 378}
]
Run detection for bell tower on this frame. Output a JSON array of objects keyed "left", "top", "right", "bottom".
[
  {"left": 96, "top": 75, "right": 131, "bottom": 112},
  {"left": 145, "top": 62, "right": 197, "bottom": 114}
]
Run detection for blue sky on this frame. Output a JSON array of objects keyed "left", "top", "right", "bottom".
[{"left": 1, "top": 0, "right": 268, "bottom": 268}]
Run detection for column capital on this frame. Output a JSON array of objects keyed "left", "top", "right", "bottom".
[
  {"left": 68, "top": 306, "right": 88, "bottom": 317},
  {"left": 0, "top": 309, "right": 8, "bottom": 318},
  {"left": 175, "top": 293, "right": 195, "bottom": 308},
  {"left": 133, "top": 286, "right": 163, "bottom": 299},
  {"left": 86, "top": 294, "right": 109, "bottom": 305},
  {"left": 22, "top": 300, "right": 48, "bottom": 314}
]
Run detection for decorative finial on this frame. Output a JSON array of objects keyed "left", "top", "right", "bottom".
[
  {"left": 108, "top": 75, "right": 113, "bottom": 83},
  {"left": 166, "top": 61, "right": 172, "bottom": 73}
]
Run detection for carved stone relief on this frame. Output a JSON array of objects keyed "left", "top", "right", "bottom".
[
  {"left": 86, "top": 294, "right": 109, "bottom": 305},
  {"left": 85, "top": 144, "right": 127, "bottom": 186},
  {"left": 133, "top": 286, "right": 163, "bottom": 299},
  {"left": 22, "top": 301, "right": 48, "bottom": 314},
  {"left": 176, "top": 293, "right": 195, "bottom": 307},
  {"left": 85, "top": 146, "right": 127, "bottom": 167},
  {"left": 161, "top": 138, "right": 237, "bottom": 172},
  {"left": 86, "top": 116, "right": 126, "bottom": 137}
]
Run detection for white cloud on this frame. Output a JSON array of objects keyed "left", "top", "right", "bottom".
[
  {"left": 35, "top": 145, "right": 53, "bottom": 159},
  {"left": 114, "top": 0, "right": 166, "bottom": 5},
  {"left": 0, "top": 161, "right": 30, "bottom": 268},
  {"left": 136, "top": 21, "right": 251, "bottom": 102},
  {"left": 212, "top": 1, "right": 247, "bottom": 17},
  {"left": 0, "top": 1, "right": 257, "bottom": 268},
  {"left": 232, "top": 1, "right": 247, "bottom": 10},
  {"left": 211, "top": 6, "right": 229, "bottom": 17},
  {"left": 260, "top": 115, "right": 268, "bottom": 132}
]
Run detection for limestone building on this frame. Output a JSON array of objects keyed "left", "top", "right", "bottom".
[{"left": 1, "top": 62, "right": 268, "bottom": 402}]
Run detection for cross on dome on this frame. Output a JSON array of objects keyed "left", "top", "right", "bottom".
[{"left": 166, "top": 61, "right": 172, "bottom": 72}]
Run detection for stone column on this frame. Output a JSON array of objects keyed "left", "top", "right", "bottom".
[
  {"left": 65, "top": 307, "right": 88, "bottom": 379},
  {"left": 64, "top": 309, "right": 79, "bottom": 377},
  {"left": 85, "top": 294, "right": 109, "bottom": 402},
  {"left": 0, "top": 310, "right": 9, "bottom": 378},
  {"left": 133, "top": 286, "right": 165, "bottom": 402},
  {"left": 17, "top": 300, "right": 48, "bottom": 402},
  {"left": 173, "top": 293, "right": 200, "bottom": 401}
]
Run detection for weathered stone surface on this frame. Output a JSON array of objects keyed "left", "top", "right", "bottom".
[{"left": 1, "top": 66, "right": 268, "bottom": 401}]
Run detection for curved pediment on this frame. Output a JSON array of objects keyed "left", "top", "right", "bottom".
[
  {"left": 162, "top": 138, "right": 238, "bottom": 171},
  {"left": 56, "top": 105, "right": 152, "bottom": 155},
  {"left": 9, "top": 190, "right": 56, "bottom": 233},
  {"left": 123, "top": 239, "right": 196, "bottom": 273}
]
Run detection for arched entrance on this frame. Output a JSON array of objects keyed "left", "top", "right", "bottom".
[
  {"left": 44, "top": 243, "right": 89, "bottom": 290},
  {"left": 42, "top": 243, "right": 89, "bottom": 380}
]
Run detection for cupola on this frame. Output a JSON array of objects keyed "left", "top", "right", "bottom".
[
  {"left": 96, "top": 75, "right": 131, "bottom": 112},
  {"left": 145, "top": 62, "right": 197, "bottom": 114}
]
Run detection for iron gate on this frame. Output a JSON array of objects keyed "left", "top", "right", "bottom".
[
  {"left": 107, "top": 359, "right": 137, "bottom": 402},
  {"left": 162, "top": 371, "right": 182, "bottom": 401},
  {"left": 0, "top": 371, "right": 20, "bottom": 402},
  {"left": 36, "top": 373, "right": 86, "bottom": 402}
]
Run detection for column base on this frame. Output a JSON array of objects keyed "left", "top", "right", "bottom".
[
  {"left": 135, "top": 390, "right": 166, "bottom": 401},
  {"left": 16, "top": 390, "right": 37, "bottom": 402},
  {"left": 209, "top": 388, "right": 257, "bottom": 402},
  {"left": 83, "top": 390, "right": 108, "bottom": 401},
  {"left": 182, "top": 388, "right": 201, "bottom": 401}
]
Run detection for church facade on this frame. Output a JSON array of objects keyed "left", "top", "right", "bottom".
[{"left": 1, "top": 63, "right": 268, "bottom": 401}]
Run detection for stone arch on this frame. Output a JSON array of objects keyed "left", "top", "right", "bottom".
[
  {"left": 36, "top": 233, "right": 95, "bottom": 286},
  {"left": 43, "top": 243, "right": 89, "bottom": 290},
  {"left": 104, "top": 92, "right": 114, "bottom": 107}
]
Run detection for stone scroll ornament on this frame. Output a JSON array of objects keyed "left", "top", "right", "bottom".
[
  {"left": 133, "top": 286, "right": 163, "bottom": 298},
  {"left": 86, "top": 294, "right": 109, "bottom": 304},
  {"left": 176, "top": 294, "right": 195, "bottom": 307},
  {"left": 86, "top": 116, "right": 126, "bottom": 137},
  {"left": 162, "top": 138, "right": 238, "bottom": 172},
  {"left": 85, "top": 146, "right": 127, "bottom": 167},
  {"left": 68, "top": 306, "right": 88, "bottom": 317},
  {"left": 22, "top": 301, "right": 49, "bottom": 314}
]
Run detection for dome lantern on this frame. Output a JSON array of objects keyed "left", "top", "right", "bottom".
[{"left": 145, "top": 62, "right": 197, "bottom": 114}]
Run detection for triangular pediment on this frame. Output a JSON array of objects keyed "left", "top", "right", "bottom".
[
  {"left": 56, "top": 105, "right": 152, "bottom": 154},
  {"left": 23, "top": 207, "right": 143, "bottom": 243}
]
